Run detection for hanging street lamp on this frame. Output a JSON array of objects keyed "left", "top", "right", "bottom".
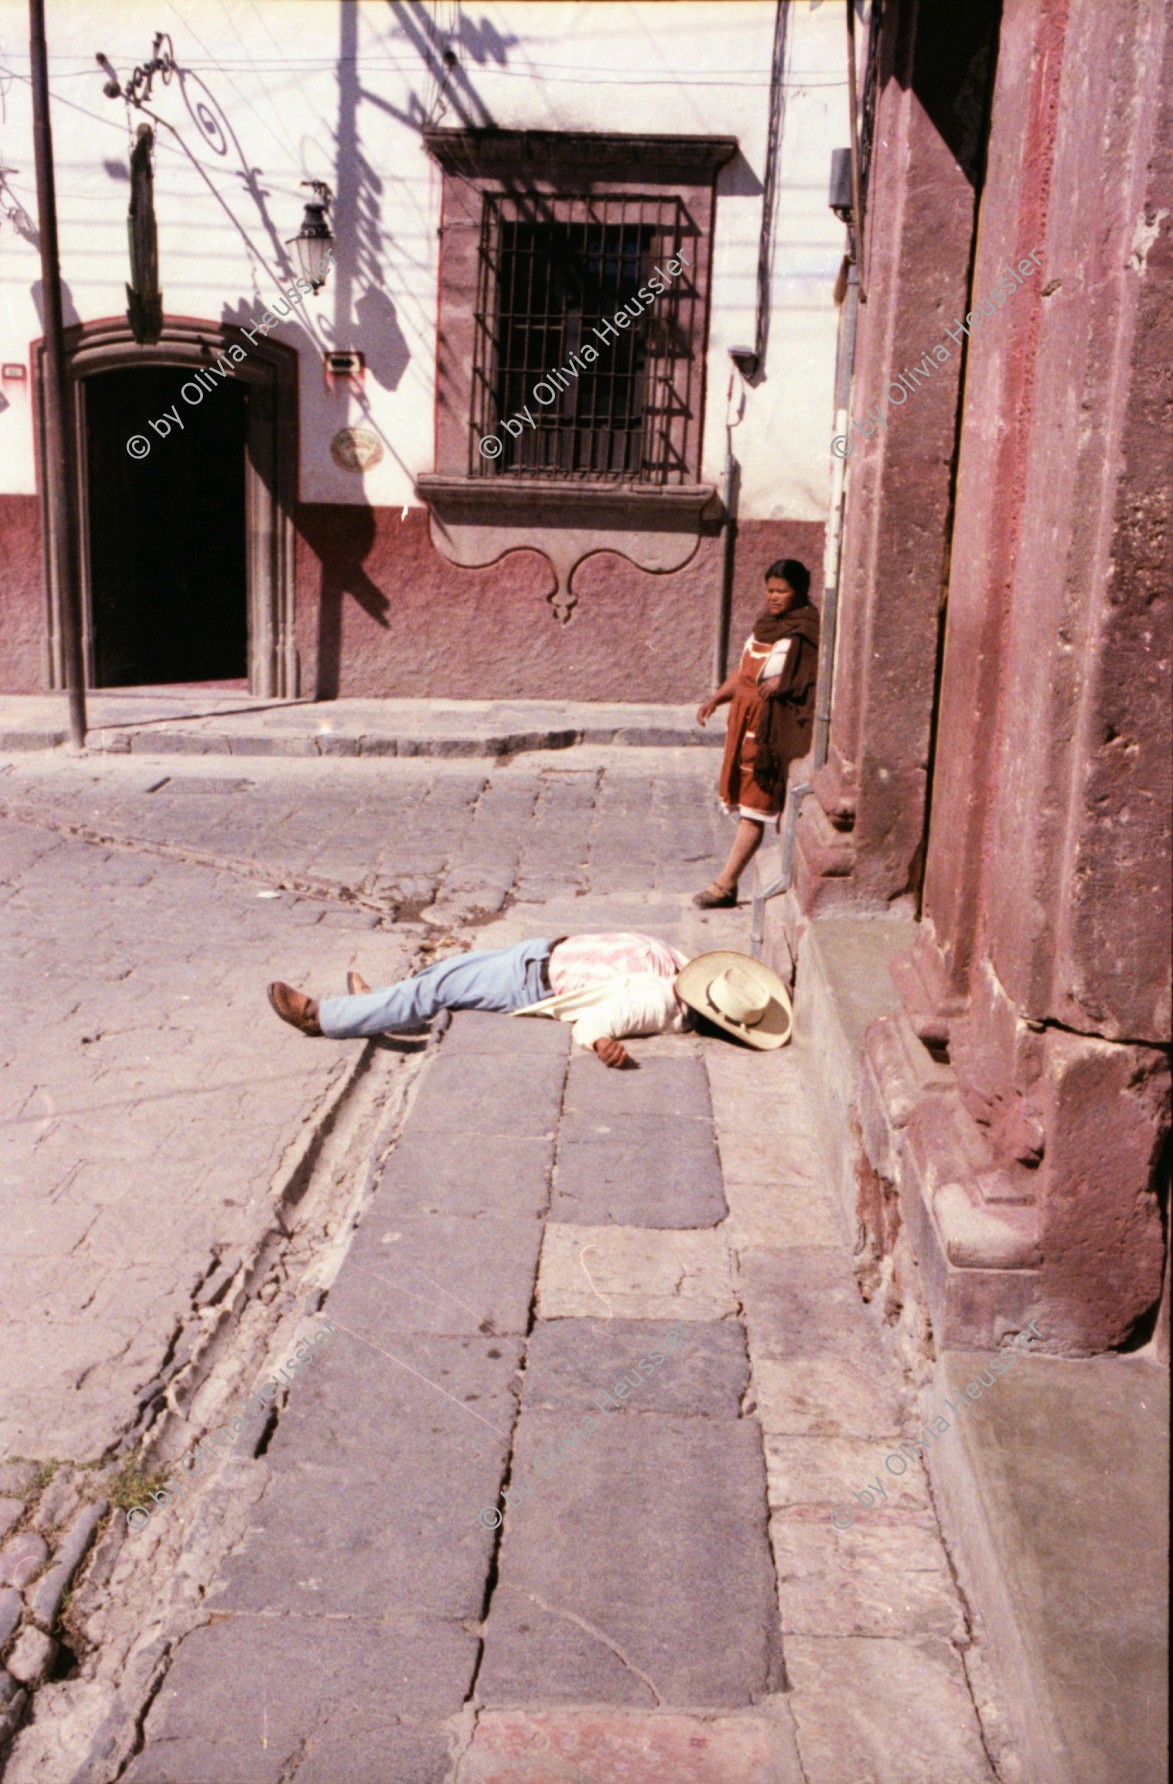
[{"left": 286, "top": 180, "right": 334, "bottom": 291}]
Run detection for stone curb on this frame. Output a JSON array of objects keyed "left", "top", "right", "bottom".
[
  {"left": 27, "top": 1501, "right": 107, "bottom": 1631},
  {"left": 0, "top": 1497, "right": 109, "bottom": 1758},
  {"left": 0, "top": 1674, "right": 27, "bottom": 1754},
  {"left": 1, "top": 725, "right": 723, "bottom": 760},
  {"left": 0, "top": 731, "right": 68, "bottom": 751}
]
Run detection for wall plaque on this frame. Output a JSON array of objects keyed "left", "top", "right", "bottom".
[{"left": 330, "top": 427, "right": 383, "bottom": 471}]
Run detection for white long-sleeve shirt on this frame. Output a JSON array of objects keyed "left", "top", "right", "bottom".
[{"left": 512, "top": 931, "right": 689, "bottom": 1049}]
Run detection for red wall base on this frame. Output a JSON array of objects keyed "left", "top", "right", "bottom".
[
  {"left": 0, "top": 495, "right": 48, "bottom": 691},
  {"left": 0, "top": 493, "right": 822, "bottom": 702},
  {"left": 293, "top": 504, "right": 823, "bottom": 703}
]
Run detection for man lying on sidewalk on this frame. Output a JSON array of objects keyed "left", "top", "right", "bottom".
[{"left": 267, "top": 932, "right": 791, "bottom": 1067}]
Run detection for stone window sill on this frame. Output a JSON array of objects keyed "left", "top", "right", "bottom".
[{"left": 415, "top": 475, "right": 718, "bottom": 526}]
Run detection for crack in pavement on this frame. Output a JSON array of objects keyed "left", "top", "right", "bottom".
[
  {"left": 326, "top": 1318, "right": 514, "bottom": 1442},
  {"left": 1, "top": 1068, "right": 346, "bottom": 1127},
  {"left": 343, "top": 1257, "right": 502, "bottom": 1337},
  {"left": 516, "top": 1589, "right": 665, "bottom": 1707},
  {"left": 577, "top": 1245, "right": 614, "bottom": 1322},
  {"left": 0, "top": 800, "right": 400, "bottom": 919}
]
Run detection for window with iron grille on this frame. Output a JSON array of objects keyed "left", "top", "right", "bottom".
[{"left": 470, "top": 195, "right": 697, "bottom": 484}]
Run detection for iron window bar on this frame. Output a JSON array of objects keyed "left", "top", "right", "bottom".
[{"left": 470, "top": 192, "right": 697, "bottom": 484}]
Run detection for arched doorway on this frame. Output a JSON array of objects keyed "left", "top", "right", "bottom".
[{"left": 36, "top": 317, "right": 299, "bottom": 697}]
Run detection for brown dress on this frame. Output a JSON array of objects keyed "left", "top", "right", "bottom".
[
  {"left": 718, "top": 603, "right": 821, "bottom": 821},
  {"left": 718, "top": 632, "right": 793, "bottom": 820}
]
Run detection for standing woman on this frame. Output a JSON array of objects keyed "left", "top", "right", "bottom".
[{"left": 694, "top": 558, "right": 820, "bottom": 907}]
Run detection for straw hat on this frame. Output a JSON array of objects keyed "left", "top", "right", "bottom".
[{"left": 674, "top": 951, "right": 792, "bottom": 1049}]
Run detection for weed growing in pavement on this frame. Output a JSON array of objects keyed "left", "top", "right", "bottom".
[{"left": 103, "top": 1459, "right": 172, "bottom": 1512}]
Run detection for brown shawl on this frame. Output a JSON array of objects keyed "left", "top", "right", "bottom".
[{"left": 751, "top": 600, "right": 821, "bottom": 799}]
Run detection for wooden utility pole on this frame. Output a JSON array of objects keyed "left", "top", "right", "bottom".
[{"left": 30, "top": 0, "right": 87, "bottom": 748}]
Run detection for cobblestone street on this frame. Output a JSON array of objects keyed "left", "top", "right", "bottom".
[{"left": 1, "top": 746, "right": 1013, "bottom": 1782}]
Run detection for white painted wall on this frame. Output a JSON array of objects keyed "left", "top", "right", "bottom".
[{"left": 0, "top": 0, "right": 847, "bottom": 517}]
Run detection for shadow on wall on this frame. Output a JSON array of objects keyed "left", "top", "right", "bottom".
[
  {"left": 319, "top": 0, "right": 513, "bottom": 477},
  {"left": 249, "top": 0, "right": 519, "bottom": 700},
  {"left": 32, "top": 277, "right": 80, "bottom": 330},
  {"left": 886, "top": 0, "right": 998, "bottom": 187},
  {"left": 298, "top": 504, "right": 390, "bottom": 699},
  {"left": 355, "top": 287, "right": 410, "bottom": 391}
]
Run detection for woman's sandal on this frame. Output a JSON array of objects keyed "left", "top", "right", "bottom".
[{"left": 693, "top": 882, "right": 738, "bottom": 909}]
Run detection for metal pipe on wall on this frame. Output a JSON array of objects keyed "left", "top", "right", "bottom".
[
  {"left": 814, "top": 258, "right": 859, "bottom": 772},
  {"left": 713, "top": 371, "right": 742, "bottom": 685},
  {"left": 751, "top": 258, "right": 860, "bottom": 958},
  {"left": 845, "top": 0, "right": 867, "bottom": 305},
  {"left": 714, "top": 0, "right": 790, "bottom": 680},
  {"left": 748, "top": 0, "right": 873, "bottom": 958}
]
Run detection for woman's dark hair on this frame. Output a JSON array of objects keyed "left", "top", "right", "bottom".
[{"left": 764, "top": 557, "right": 811, "bottom": 601}]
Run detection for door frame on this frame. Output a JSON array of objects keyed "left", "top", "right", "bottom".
[{"left": 35, "top": 316, "right": 299, "bottom": 698}]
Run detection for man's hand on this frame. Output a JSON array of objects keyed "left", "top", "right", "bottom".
[
  {"left": 696, "top": 696, "right": 718, "bottom": 726},
  {"left": 757, "top": 675, "right": 782, "bottom": 699},
  {"left": 593, "top": 1036, "right": 632, "bottom": 1068}
]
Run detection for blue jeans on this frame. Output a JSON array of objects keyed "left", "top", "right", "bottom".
[{"left": 319, "top": 938, "right": 553, "bottom": 1039}]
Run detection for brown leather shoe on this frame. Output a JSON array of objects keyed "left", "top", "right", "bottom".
[
  {"left": 267, "top": 982, "right": 322, "bottom": 1036},
  {"left": 346, "top": 969, "right": 371, "bottom": 996}
]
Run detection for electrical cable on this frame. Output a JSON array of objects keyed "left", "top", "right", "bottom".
[
  {"left": 168, "top": 0, "right": 303, "bottom": 168},
  {"left": 0, "top": 51, "right": 845, "bottom": 87}
]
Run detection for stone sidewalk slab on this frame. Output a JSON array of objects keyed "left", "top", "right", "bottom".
[
  {"left": 550, "top": 1129, "right": 726, "bottom": 1228},
  {"left": 537, "top": 1225, "right": 738, "bottom": 1321},
  {"left": 331, "top": 1210, "right": 542, "bottom": 1335},
  {"left": 445, "top": 1008, "right": 573, "bottom": 1057},
  {"left": 375, "top": 1132, "right": 554, "bottom": 1220},
  {"left": 520, "top": 1318, "right": 749, "bottom": 1417},
  {"left": 456, "top": 1706, "right": 806, "bottom": 1784},
  {"left": 784, "top": 1636, "right": 997, "bottom": 1784},
  {"left": 770, "top": 1517, "right": 966, "bottom": 1641},
  {"left": 479, "top": 1414, "right": 783, "bottom": 1708},
  {"left": 723, "top": 1176, "right": 844, "bottom": 1249},
  {"left": 214, "top": 1331, "right": 521, "bottom": 1622},
  {"left": 406, "top": 1052, "right": 567, "bottom": 1138},
  {"left": 766, "top": 1435, "right": 933, "bottom": 1525},
  {"left": 124, "top": 1611, "right": 477, "bottom": 1784},
  {"left": 752, "top": 1356, "right": 907, "bottom": 1440},
  {"left": 716, "top": 1119, "right": 826, "bottom": 1187},
  {"left": 561, "top": 1054, "right": 713, "bottom": 1120},
  {"left": 706, "top": 1048, "right": 825, "bottom": 1185},
  {"left": 557, "top": 1108, "right": 711, "bottom": 1151},
  {"left": 738, "top": 1248, "right": 888, "bottom": 1361}
]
